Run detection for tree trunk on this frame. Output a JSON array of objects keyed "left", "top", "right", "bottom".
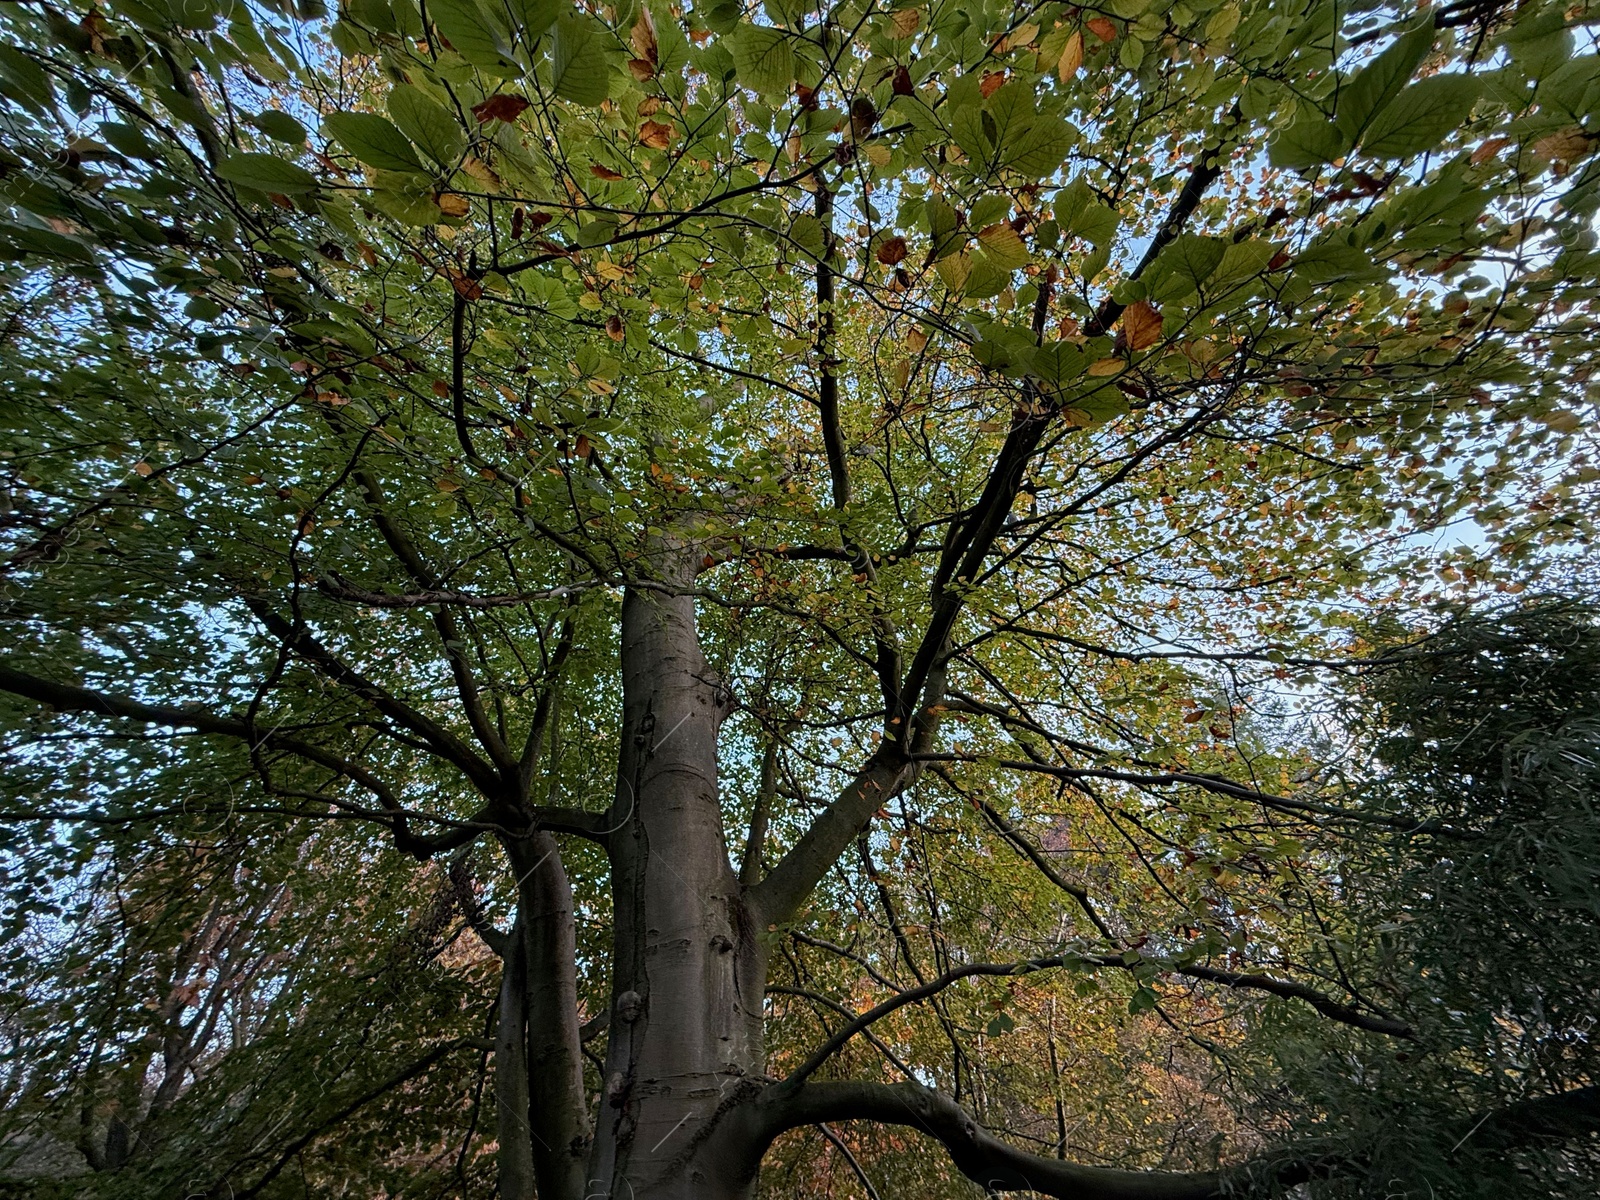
[
  {"left": 498, "top": 832, "right": 590, "bottom": 1200},
  {"left": 586, "top": 574, "right": 769, "bottom": 1200}
]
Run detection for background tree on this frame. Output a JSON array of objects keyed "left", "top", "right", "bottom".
[{"left": 1, "top": 0, "right": 1597, "bottom": 1196}]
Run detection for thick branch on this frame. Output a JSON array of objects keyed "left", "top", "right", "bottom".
[
  {"left": 746, "top": 747, "right": 914, "bottom": 928},
  {"left": 741, "top": 1081, "right": 1231, "bottom": 1200},
  {"left": 730, "top": 1080, "right": 1600, "bottom": 1200}
]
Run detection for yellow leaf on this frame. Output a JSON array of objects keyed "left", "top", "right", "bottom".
[
  {"left": 936, "top": 252, "right": 972, "bottom": 292},
  {"left": 977, "top": 222, "right": 1028, "bottom": 269},
  {"left": 1003, "top": 23, "right": 1040, "bottom": 51},
  {"left": 1058, "top": 31, "right": 1083, "bottom": 80},
  {"left": 461, "top": 156, "right": 503, "bottom": 190},
  {"left": 1088, "top": 357, "right": 1123, "bottom": 375}
]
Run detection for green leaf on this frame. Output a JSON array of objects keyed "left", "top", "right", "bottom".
[
  {"left": 249, "top": 110, "right": 308, "bottom": 144},
  {"left": 346, "top": 0, "right": 398, "bottom": 35},
  {"left": 0, "top": 47, "right": 55, "bottom": 114},
  {"left": 1162, "top": 233, "right": 1227, "bottom": 293},
  {"left": 1212, "top": 238, "right": 1278, "bottom": 287},
  {"left": 365, "top": 186, "right": 441, "bottom": 225},
  {"left": 1269, "top": 115, "right": 1349, "bottom": 169},
  {"left": 788, "top": 213, "right": 826, "bottom": 260},
  {"left": 1128, "top": 985, "right": 1159, "bottom": 1014},
  {"left": 1360, "top": 75, "right": 1481, "bottom": 158},
  {"left": 1028, "top": 341, "right": 1091, "bottom": 386},
  {"left": 428, "top": 0, "right": 518, "bottom": 71},
  {"left": 216, "top": 152, "right": 319, "bottom": 194},
  {"left": 387, "top": 85, "right": 465, "bottom": 167},
  {"left": 1333, "top": 20, "right": 1436, "bottom": 142},
  {"left": 550, "top": 12, "right": 613, "bottom": 106},
  {"left": 729, "top": 26, "right": 794, "bottom": 97},
  {"left": 964, "top": 252, "right": 1010, "bottom": 298},
  {"left": 1002, "top": 114, "right": 1076, "bottom": 178},
  {"left": 0, "top": 223, "right": 93, "bottom": 264},
  {"left": 323, "top": 111, "right": 427, "bottom": 173},
  {"left": 925, "top": 197, "right": 964, "bottom": 260},
  {"left": 984, "top": 1012, "right": 1016, "bottom": 1037},
  {"left": 1056, "top": 179, "right": 1118, "bottom": 246},
  {"left": 506, "top": 0, "right": 563, "bottom": 43}
]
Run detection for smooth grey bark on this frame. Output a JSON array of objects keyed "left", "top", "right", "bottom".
[
  {"left": 493, "top": 913, "right": 536, "bottom": 1200},
  {"left": 518, "top": 832, "right": 592, "bottom": 1200},
  {"left": 585, "top": 574, "right": 769, "bottom": 1200}
]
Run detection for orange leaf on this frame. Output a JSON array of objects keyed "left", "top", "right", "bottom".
[
  {"left": 471, "top": 93, "right": 531, "bottom": 124},
  {"left": 1058, "top": 31, "right": 1084, "bottom": 79},
  {"left": 605, "top": 315, "right": 625, "bottom": 342},
  {"left": 876, "top": 235, "right": 908, "bottom": 265},
  {"left": 590, "top": 164, "right": 625, "bottom": 180},
  {"left": 628, "top": 58, "right": 656, "bottom": 81},
  {"left": 1120, "top": 299, "right": 1163, "bottom": 352},
  {"left": 639, "top": 120, "right": 675, "bottom": 150},
  {"left": 575, "top": 434, "right": 591, "bottom": 457},
  {"left": 1086, "top": 16, "right": 1117, "bottom": 42},
  {"left": 432, "top": 380, "right": 451, "bottom": 398},
  {"left": 436, "top": 192, "right": 470, "bottom": 217},
  {"left": 133, "top": 461, "right": 153, "bottom": 476},
  {"left": 979, "top": 71, "right": 1007, "bottom": 99}
]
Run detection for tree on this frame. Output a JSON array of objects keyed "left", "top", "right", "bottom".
[{"left": 0, "top": 0, "right": 1597, "bottom": 1195}]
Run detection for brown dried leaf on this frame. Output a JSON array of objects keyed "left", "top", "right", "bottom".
[
  {"left": 471, "top": 93, "right": 531, "bottom": 124},
  {"left": 888, "top": 8, "right": 920, "bottom": 38},
  {"left": 1086, "top": 16, "right": 1117, "bottom": 42},
  {"left": 630, "top": 7, "right": 657, "bottom": 62},
  {"left": 639, "top": 120, "right": 675, "bottom": 150},
  {"left": 1532, "top": 127, "right": 1591, "bottom": 165},
  {"left": 1121, "top": 299, "right": 1163, "bottom": 351},
  {"left": 1470, "top": 136, "right": 1511, "bottom": 165},
  {"left": 876, "top": 235, "right": 908, "bottom": 265}
]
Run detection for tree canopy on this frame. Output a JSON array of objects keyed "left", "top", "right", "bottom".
[{"left": 0, "top": 0, "right": 1597, "bottom": 1195}]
